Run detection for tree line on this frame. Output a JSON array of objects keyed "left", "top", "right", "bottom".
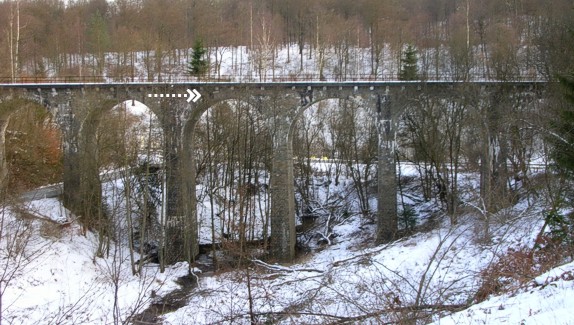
[{"left": 0, "top": 0, "right": 573, "bottom": 81}]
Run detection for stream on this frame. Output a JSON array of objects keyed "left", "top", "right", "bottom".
[{"left": 130, "top": 253, "right": 215, "bottom": 324}]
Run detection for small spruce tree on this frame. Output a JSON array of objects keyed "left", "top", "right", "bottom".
[
  {"left": 188, "top": 39, "right": 208, "bottom": 79},
  {"left": 399, "top": 44, "right": 418, "bottom": 81},
  {"left": 553, "top": 74, "right": 574, "bottom": 174}
]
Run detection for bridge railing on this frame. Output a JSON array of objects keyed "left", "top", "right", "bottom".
[
  {"left": 0, "top": 74, "right": 401, "bottom": 84},
  {"left": 0, "top": 76, "right": 108, "bottom": 84},
  {"left": 0, "top": 73, "right": 547, "bottom": 84}
]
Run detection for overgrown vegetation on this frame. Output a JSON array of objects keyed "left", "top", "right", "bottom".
[{"left": 5, "top": 102, "right": 62, "bottom": 191}]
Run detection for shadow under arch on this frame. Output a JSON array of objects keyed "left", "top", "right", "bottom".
[{"left": 0, "top": 97, "right": 63, "bottom": 195}]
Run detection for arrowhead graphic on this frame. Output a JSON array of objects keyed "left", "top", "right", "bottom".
[
  {"left": 186, "top": 89, "right": 194, "bottom": 103},
  {"left": 192, "top": 89, "right": 202, "bottom": 102},
  {"left": 186, "top": 88, "right": 202, "bottom": 103}
]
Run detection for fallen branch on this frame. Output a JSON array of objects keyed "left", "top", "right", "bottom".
[
  {"left": 331, "top": 242, "right": 393, "bottom": 267},
  {"left": 390, "top": 303, "right": 468, "bottom": 312},
  {"left": 325, "top": 304, "right": 468, "bottom": 324},
  {"left": 251, "top": 259, "right": 324, "bottom": 273},
  {"left": 207, "top": 303, "right": 469, "bottom": 325}
]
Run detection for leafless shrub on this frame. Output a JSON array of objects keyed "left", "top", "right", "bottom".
[
  {"left": 474, "top": 239, "right": 568, "bottom": 304},
  {"left": 0, "top": 202, "right": 50, "bottom": 324}
]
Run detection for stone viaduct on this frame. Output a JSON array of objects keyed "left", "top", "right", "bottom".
[{"left": 0, "top": 81, "right": 545, "bottom": 263}]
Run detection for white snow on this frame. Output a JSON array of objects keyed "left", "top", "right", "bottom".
[
  {"left": 22, "top": 198, "right": 72, "bottom": 224},
  {"left": 433, "top": 261, "right": 574, "bottom": 324},
  {"left": 2, "top": 166, "right": 573, "bottom": 324},
  {"left": 0, "top": 201, "right": 189, "bottom": 324}
]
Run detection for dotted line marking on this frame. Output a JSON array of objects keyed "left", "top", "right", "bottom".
[{"left": 147, "top": 93, "right": 188, "bottom": 98}]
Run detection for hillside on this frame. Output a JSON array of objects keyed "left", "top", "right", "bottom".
[
  {"left": 1, "top": 0, "right": 573, "bottom": 82},
  {"left": 1, "top": 162, "right": 573, "bottom": 324}
]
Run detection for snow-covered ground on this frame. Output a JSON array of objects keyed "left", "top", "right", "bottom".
[
  {"left": 159, "top": 205, "right": 550, "bottom": 324},
  {"left": 0, "top": 199, "right": 189, "bottom": 324},
  {"left": 433, "top": 261, "right": 574, "bottom": 324},
  {"left": 2, "top": 166, "right": 573, "bottom": 324}
]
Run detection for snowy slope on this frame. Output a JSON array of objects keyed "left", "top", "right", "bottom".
[
  {"left": 0, "top": 199, "right": 189, "bottom": 324},
  {"left": 159, "top": 206, "right": 549, "bottom": 324},
  {"left": 2, "top": 171, "right": 572, "bottom": 324},
  {"left": 433, "top": 261, "right": 574, "bottom": 324},
  {"left": 89, "top": 43, "right": 539, "bottom": 83}
]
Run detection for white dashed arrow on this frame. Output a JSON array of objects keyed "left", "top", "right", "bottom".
[
  {"left": 186, "top": 88, "right": 202, "bottom": 103},
  {"left": 146, "top": 89, "right": 202, "bottom": 103}
]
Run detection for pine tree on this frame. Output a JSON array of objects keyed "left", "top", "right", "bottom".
[
  {"left": 399, "top": 44, "right": 418, "bottom": 81},
  {"left": 188, "top": 39, "right": 208, "bottom": 79},
  {"left": 553, "top": 74, "right": 574, "bottom": 174}
]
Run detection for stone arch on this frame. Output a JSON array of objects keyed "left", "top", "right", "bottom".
[
  {"left": 184, "top": 92, "right": 260, "bottom": 135},
  {"left": 289, "top": 92, "right": 382, "bottom": 141},
  {"left": 181, "top": 95, "right": 269, "bottom": 260},
  {"left": 73, "top": 96, "right": 164, "bottom": 238},
  {"left": 278, "top": 89, "right": 400, "bottom": 258},
  {"left": 290, "top": 97, "right": 380, "bottom": 213}
]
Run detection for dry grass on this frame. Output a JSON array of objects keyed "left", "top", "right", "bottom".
[{"left": 475, "top": 235, "right": 572, "bottom": 303}]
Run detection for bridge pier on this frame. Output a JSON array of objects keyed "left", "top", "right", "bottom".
[
  {"left": 263, "top": 94, "right": 298, "bottom": 262},
  {"left": 157, "top": 98, "right": 198, "bottom": 265},
  {"left": 163, "top": 151, "right": 186, "bottom": 263},
  {"left": 62, "top": 146, "right": 81, "bottom": 213},
  {"left": 0, "top": 119, "right": 10, "bottom": 189},
  {"left": 181, "top": 136, "right": 199, "bottom": 263},
  {"left": 56, "top": 98, "right": 104, "bottom": 225},
  {"left": 375, "top": 93, "right": 398, "bottom": 243},
  {"left": 269, "top": 130, "right": 297, "bottom": 261}
]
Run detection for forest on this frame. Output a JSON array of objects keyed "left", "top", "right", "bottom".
[{"left": 0, "top": 0, "right": 573, "bottom": 82}]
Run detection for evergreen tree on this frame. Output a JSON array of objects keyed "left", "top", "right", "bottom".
[
  {"left": 188, "top": 39, "right": 208, "bottom": 79},
  {"left": 553, "top": 74, "right": 574, "bottom": 174},
  {"left": 87, "top": 11, "right": 110, "bottom": 76},
  {"left": 399, "top": 44, "right": 418, "bottom": 81}
]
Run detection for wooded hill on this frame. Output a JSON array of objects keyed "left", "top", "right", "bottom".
[{"left": 0, "top": 0, "right": 573, "bottom": 81}]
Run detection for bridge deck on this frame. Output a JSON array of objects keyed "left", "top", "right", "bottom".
[{"left": 0, "top": 80, "right": 549, "bottom": 90}]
